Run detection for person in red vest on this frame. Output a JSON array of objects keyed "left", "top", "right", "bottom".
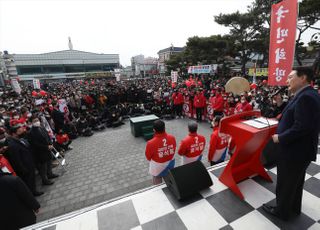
[
  {"left": 193, "top": 89, "right": 206, "bottom": 122},
  {"left": 211, "top": 89, "right": 224, "bottom": 116},
  {"left": 208, "top": 115, "right": 233, "bottom": 165},
  {"left": 172, "top": 89, "right": 184, "bottom": 118},
  {"left": 145, "top": 120, "right": 176, "bottom": 185},
  {"left": 235, "top": 95, "right": 253, "bottom": 114},
  {"left": 178, "top": 121, "right": 206, "bottom": 165}
]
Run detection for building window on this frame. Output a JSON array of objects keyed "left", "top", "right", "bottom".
[{"left": 18, "top": 66, "right": 42, "bottom": 75}]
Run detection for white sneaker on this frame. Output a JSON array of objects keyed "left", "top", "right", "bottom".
[{"left": 68, "top": 145, "right": 73, "bottom": 150}]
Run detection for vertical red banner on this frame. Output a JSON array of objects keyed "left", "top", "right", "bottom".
[{"left": 268, "top": 0, "right": 298, "bottom": 86}]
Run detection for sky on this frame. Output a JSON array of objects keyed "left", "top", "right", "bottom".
[{"left": 0, "top": 0, "right": 319, "bottom": 67}]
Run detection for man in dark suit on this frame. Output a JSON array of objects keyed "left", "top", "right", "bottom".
[
  {"left": 28, "top": 117, "right": 59, "bottom": 185},
  {"left": 51, "top": 103, "right": 65, "bottom": 132},
  {"left": 263, "top": 67, "right": 320, "bottom": 220},
  {"left": 6, "top": 124, "right": 43, "bottom": 196},
  {"left": 0, "top": 169, "right": 40, "bottom": 230}
]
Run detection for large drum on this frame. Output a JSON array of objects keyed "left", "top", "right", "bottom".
[{"left": 225, "top": 77, "right": 250, "bottom": 95}]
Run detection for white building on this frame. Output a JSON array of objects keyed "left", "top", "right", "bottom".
[
  {"left": 3, "top": 50, "right": 120, "bottom": 82},
  {"left": 131, "top": 55, "right": 158, "bottom": 77}
]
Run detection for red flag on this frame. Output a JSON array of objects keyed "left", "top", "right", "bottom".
[{"left": 268, "top": 0, "right": 297, "bottom": 86}]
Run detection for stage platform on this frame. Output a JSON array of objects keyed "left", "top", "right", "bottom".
[{"left": 25, "top": 157, "right": 320, "bottom": 230}]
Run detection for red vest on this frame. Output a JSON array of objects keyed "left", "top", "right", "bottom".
[
  {"left": 145, "top": 132, "right": 176, "bottom": 163},
  {"left": 178, "top": 133, "right": 206, "bottom": 158}
]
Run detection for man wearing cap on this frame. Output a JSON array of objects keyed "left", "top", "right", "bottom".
[
  {"left": 178, "top": 122, "right": 206, "bottom": 165},
  {"left": 270, "top": 89, "right": 287, "bottom": 120},
  {"left": 28, "top": 117, "right": 58, "bottom": 185},
  {"left": 6, "top": 124, "right": 43, "bottom": 196}
]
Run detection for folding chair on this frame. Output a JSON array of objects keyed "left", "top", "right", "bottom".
[{"left": 50, "top": 147, "right": 68, "bottom": 171}]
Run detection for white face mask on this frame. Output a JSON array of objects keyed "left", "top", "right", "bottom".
[
  {"left": 13, "top": 115, "right": 19, "bottom": 119},
  {"left": 33, "top": 121, "right": 41, "bottom": 127},
  {"left": 0, "top": 138, "right": 6, "bottom": 143},
  {"left": 27, "top": 113, "right": 32, "bottom": 118}
]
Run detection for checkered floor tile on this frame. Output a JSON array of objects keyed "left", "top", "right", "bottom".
[{"left": 29, "top": 154, "right": 320, "bottom": 230}]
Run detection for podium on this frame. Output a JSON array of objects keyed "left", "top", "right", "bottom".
[{"left": 219, "top": 110, "right": 278, "bottom": 199}]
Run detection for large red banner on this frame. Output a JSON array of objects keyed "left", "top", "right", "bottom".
[{"left": 268, "top": 0, "right": 298, "bottom": 86}]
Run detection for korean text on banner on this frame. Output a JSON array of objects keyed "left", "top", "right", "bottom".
[
  {"left": 114, "top": 69, "right": 121, "bottom": 82},
  {"left": 10, "top": 79, "right": 21, "bottom": 94},
  {"left": 171, "top": 71, "right": 178, "bottom": 83},
  {"left": 268, "top": 0, "right": 298, "bottom": 86},
  {"left": 33, "top": 79, "right": 41, "bottom": 89}
]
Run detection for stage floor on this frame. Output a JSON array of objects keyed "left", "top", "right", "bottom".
[{"left": 26, "top": 157, "right": 320, "bottom": 230}]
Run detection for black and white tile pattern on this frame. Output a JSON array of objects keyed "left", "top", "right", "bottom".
[{"left": 29, "top": 154, "right": 320, "bottom": 230}]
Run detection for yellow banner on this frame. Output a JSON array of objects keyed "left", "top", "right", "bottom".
[{"left": 248, "top": 68, "right": 268, "bottom": 77}]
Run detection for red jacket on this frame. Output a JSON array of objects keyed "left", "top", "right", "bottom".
[
  {"left": 178, "top": 133, "right": 206, "bottom": 158},
  {"left": 145, "top": 132, "right": 176, "bottom": 163},
  {"left": 172, "top": 92, "right": 184, "bottom": 105},
  {"left": 85, "top": 95, "right": 94, "bottom": 105},
  {"left": 208, "top": 127, "right": 230, "bottom": 162},
  {"left": 56, "top": 133, "right": 70, "bottom": 145},
  {"left": 224, "top": 102, "right": 235, "bottom": 116},
  {"left": 235, "top": 102, "right": 253, "bottom": 114},
  {"left": 212, "top": 94, "right": 224, "bottom": 112},
  {"left": 193, "top": 93, "right": 206, "bottom": 108}
]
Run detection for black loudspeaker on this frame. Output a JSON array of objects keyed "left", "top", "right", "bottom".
[{"left": 164, "top": 160, "right": 213, "bottom": 200}]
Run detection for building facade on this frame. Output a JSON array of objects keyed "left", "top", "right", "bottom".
[
  {"left": 2, "top": 50, "right": 119, "bottom": 82},
  {"left": 157, "top": 46, "right": 184, "bottom": 76},
  {"left": 131, "top": 55, "right": 158, "bottom": 77}
]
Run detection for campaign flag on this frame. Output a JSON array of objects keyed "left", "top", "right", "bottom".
[
  {"left": 115, "top": 69, "right": 121, "bottom": 82},
  {"left": 40, "top": 115, "right": 55, "bottom": 141},
  {"left": 33, "top": 79, "right": 41, "bottom": 89},
  {"left": 268, "top": 0, "right": 298, "bottom": 86},
  {"left": 171, "top": 71, "right": 178, "bottom": 83},
  {"left": 10, "top": 79, "right": 21, "bottom": 94},
  {"left": 58, "top": 99, "right": 69, "bottom": 114}
]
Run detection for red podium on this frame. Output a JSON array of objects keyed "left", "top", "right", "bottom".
[{"left": 219, "top": 110, "right": 278, "bottom": 199}]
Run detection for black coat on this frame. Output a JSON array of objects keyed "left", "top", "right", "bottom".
[
  {"left": 0, "top": 172, "right": 40, "bottom": 230},
  {"left": 6, "top": 137, "right": 35, "bottom": 177},
  {"left": 52, "top": 109, "right": 65, "bottom": 131},
  {"left": 277, "top": 86, "right": 320, "bottom": 162},
  {"left": 28, "top": 126, "right": 52, "bottom": 163}
]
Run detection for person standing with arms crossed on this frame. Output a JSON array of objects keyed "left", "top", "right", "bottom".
[{"left": 263, "top": 67, "right": 320, "bottom": 220}]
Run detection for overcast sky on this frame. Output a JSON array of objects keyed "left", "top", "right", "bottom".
[{"left": 0, "top": 0, "right": 318, "bottom": 66}]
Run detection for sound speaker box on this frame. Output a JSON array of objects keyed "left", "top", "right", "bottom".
[{"left": 164, "top": 160, "right": 213, "bottom": 200}]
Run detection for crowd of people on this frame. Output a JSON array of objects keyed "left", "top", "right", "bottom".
[{"left": 0, "top": 72, "right": 319, "bottom": 228}]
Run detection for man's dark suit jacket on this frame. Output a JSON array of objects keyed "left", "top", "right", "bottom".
[
  {"left": 0, "top": 172, "right": 40, "bottom": 230},
  {"left": 277, "top": 86, "right": 320, "bottom": 162}
]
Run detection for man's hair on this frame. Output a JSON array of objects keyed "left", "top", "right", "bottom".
[
  {"left": 9, "top": 124, "right": 22, "bottom": 134},
  {"left": 214, "top": 115, "right": 222, "bottom": 124},
  {"left": 293, "top": 66, "right": 314, "bottom": 83},
  {"left": 188, "top": 121, "right": 198, "bottom": 133},
  {"left": 153, "top": 120, "right": 165, "bottom": 133}
]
